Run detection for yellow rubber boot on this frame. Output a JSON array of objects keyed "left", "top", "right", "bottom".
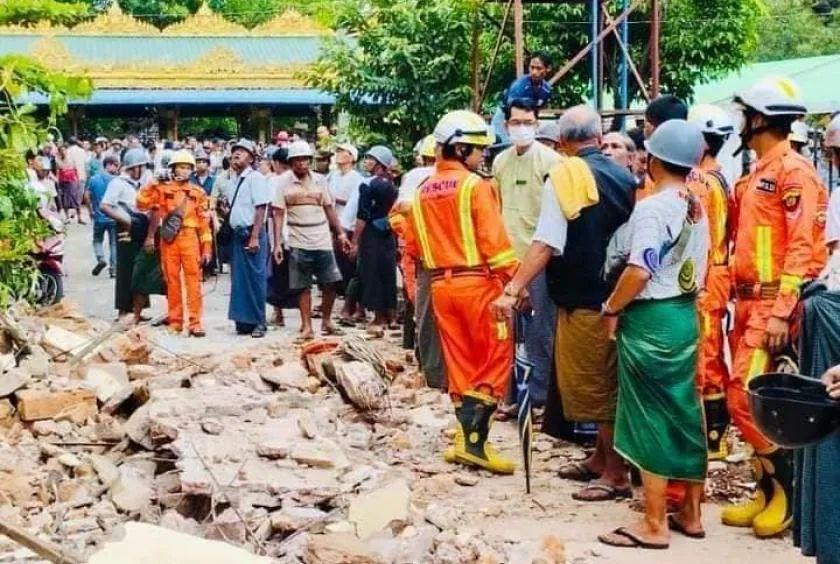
[
  {"left": 452, "top": 390, "right": 516, "bottom": 475},
  {"left": 752, "top": 450, "right": 793, "bottom": 537},
  {"left": 722, "top": 457, "right": 772, "bottom": 527},
  {"left": 443, "top": 406, "right": 463, "bottom": 463}
]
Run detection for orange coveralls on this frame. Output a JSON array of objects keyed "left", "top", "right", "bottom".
[
  {"left": 137, "top": 180, "right": 212, "bottom": 332},
  {"left": 403, "top": 161, "right": 519, "bottom": 399},
  {"left": 690, "top": 157, "right": 731, "bottom": 395},
  {"left": 729, "top": 140, "right": 827, "bottom": 452},
  {"left": 389, "top": 201, "right": 417, "bottom": 304}
]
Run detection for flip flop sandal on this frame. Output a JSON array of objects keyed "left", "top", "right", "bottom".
[
  {"left": 294, "top": 335, "right": 315, "bottom": 345},
  {"left": 598, "top": 527, "right": 669, "bottom": 550},
  {"left": 572, "top": 482, "right": 633, "bottom": 502},
  {"left": 337, "top": 318, "right": 356, "bottom": 328},
  {"left": 557, "top": 461, "right": 600, "bottom": 482},
  {"left": 667, "top": 514, "right": 706, "bottom": 539},
  {"left": 322, "top": 326, "right": 346, "bottom": 336}
]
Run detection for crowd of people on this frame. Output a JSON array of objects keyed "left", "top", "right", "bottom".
[{"left": 21, "top": 63, "right": 840, "bottom": 558}]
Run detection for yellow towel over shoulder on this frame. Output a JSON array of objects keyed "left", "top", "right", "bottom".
[{"left": 547, "top": 157, "right": 598, "bottom": 220}]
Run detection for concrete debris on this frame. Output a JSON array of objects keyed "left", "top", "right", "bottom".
[
  {"left": 454, "top": 474, "right": 479, "bottom": 487},
  {"left": 304, "top": 533, "right": 384, "bottom": 564},
  {"left": 200, "top": 419, "right": 224, "bottom": 435},
  {"left": 41, "top": 325, "right": 89, "bottom": 356},
  {"left": 88, "top": 522, "right": 273, "bottom": 563},
  {"left": 109, "top": 467, "right": 152, "bottom": 514},
  {"left": 0, "top": 367, "right": 31, "bottom": 397},
  {"left": 424, "top": 503, "right": 460, "bottom": 530},
  {"left": 15, "top": 388, "right": 97, "bottom": 422},
  {"left": 270, "top": 506, "right": 328, "bottom": 533},
  {"left": 260, "top": 363, "right": 310, "bottom": 390},
  {"left": 84, "top": 362, "right": 129, "bottom": 403},
  {"left": 348, "top": 479, "right": 411, "bottom": 538},
  {"left": 336, "top": 361, "right": 387, "bottom": 411}
]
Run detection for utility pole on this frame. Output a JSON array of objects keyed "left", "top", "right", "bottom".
[
  {"left": 650, "top": 0, "right": 660, "bottom": 97},
  {"left": 514, "top": 0, "right": 524, "bottom": 77}
]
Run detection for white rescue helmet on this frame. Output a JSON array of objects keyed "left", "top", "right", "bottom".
[
  {"left": 733, "top": 76, "right": 807, "bottom": 117},
  {"left": 825, "top": 114, "right": 840, "bottom": 149},
  {"left": 287, "top": 140, "right": 314, "bottom": 160},
  {"left": 688, "top": 104, "right": 735, "bottom": 137},
  {"left": 433, "top": 110, "right": 494, "bottom": 147},
  {"left": 788, "top": 120, "right": 810, "bottom": 144}
]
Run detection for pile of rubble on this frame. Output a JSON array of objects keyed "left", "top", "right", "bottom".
[{"left": 0, "top": 303, "right": 571, "bottom": 564}]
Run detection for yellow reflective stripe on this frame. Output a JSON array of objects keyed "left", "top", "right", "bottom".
[
  {"left": 458, "top": 174, "right": 480, "bottom": 267},
  {"left": 755, "top": 226, "right": 773, "bottom": 283},
  {"left": 703, "top": 312, "right": 711, "bottom": 336},
  {"left": 779, "top": 273, "right": 803, "bottom": 295},
  {"left": 488, "top": 249, "right": 517, "bottom": 269},
  {"left": 495, "top": 321, "right": 509, "bottom": 341},
  {"left": 411, "top": 187, "right": 436, "bottom": 269},
  {"left": 710, "top": 186, "right": 728, "bottom": 264},
  {"left": 746, "top": 349, "right": 770, "bottom": 385}
]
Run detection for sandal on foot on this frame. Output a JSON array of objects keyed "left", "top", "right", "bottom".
[
  {"left": 667, "top": 514, "right": 706, "bottom": 539},
  {"left": 598, "top": 527, "right": 669, "bottom": 550},
  {"left": 572, "top": 481, "right": 633, "bottom": 502},
  {"left": 557, "top": 460, "right": 600, "bottom": 482},
  {"left": 322, "top": 326, "right": 345, "bottom": 336},
  {"left": 251, "top": 326, "right": 267, "bottom": 338},
  {"left": 337, "top": 318, "right": 356, "bottom": 328},
  {"left": 294, "top": 334, "right": 315, "bottom": 345}
]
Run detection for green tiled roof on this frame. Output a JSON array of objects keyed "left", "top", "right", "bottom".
[{"left": 693, "top": 54, "right": 840, "bottom": 114}]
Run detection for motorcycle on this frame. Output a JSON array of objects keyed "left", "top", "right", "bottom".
[{"left": 32, "top": 207, "right": 66, "bottom": 305}]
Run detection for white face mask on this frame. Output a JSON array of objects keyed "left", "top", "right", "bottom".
[{"left": 508, "top": 125, "right": 536, "bottom": 147}]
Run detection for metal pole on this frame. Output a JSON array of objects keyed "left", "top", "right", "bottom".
[
  {"left": 650, "top": 0, "right": 660, "bottom": 97},
  {"left": 618, "top": 0, "right": 629, "bottom": 129},
  {"left": 514, "top": 0, "right": 524, "bottom": 77},
  {"left": 590, "top": 0, "right": 599, "bottom": 108}
]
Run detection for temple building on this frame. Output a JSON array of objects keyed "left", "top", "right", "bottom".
[{"left": 0, "top": 3, "right": 336, "bottom": 140}]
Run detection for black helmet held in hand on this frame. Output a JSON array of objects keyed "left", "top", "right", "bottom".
[{"left": 748, "top": 372, "right": 840, "bottom": 449}]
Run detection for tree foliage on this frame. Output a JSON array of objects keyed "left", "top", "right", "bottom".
[
  {"left": 307, "top": 0, "right": 762, "bottom": 158},
  {"left": 0, "top": 56, "right": 92, "bottom": 306},
  {"left": 753, "top": 0, "right": 840, "bottom": 61},
  {"left": 303, "top": 0, "right": 476, "bottom": 157},
  {"left": 0, "top": 0, "right": 90, "bottom": 27}
]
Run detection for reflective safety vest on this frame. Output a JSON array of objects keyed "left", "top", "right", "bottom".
[
  {"left": 730, "top": 140, "right": 828, "bottom": 319},
  {"left": 406, "top": 161, "right": 518, "bottom": 276}
]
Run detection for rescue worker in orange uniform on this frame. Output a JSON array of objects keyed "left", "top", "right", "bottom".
[
  {"left": 402, "top": 110, "right": 519, "bottom": 474},
  {"left": 137, "top": 150, "right": 212, "bottom": 337},
  {"left": 722, "top": 77, "right": 828, "bottom": 537},
  {"left": 688, "top": 104, "right": 736, "bottom": 460}
]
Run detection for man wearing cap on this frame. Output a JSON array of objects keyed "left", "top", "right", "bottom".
[
  {"left": 100, "top": 148, "right": 164, "bottom": 324},
  {"left": 221, "top": 138, "right": 272, "bottom": 338},
  {"left": 722, "top": 77, "right": 828, "bottom": 538},
  {"left": 492, "top": 98, "right": 562, "bottom": 412},
  {"left": 637, "top": 95, "right": 689, "bottom": 201},
  {"left": 190, "top": 150, "right": 215, "bottom": 196},
  {"left": 492, "top": 105, "right": 636, "bottom": 500},
  {"left": 272, "top": 140, "right": 349, "bottom": 341},
  {"left": 536, "top": 122, "right": 561, "bottom": 150},
  {"left": 87, "top": 154, "right": 120, "bottom": 278},
  {"left": 351, "top": 146, "right": 400, "bottom": 330},
  {"left": 597, "top": 119, "right": 709, "bottom": 549},
  {"left": 327, "top": 143, "right": 365, "bottom": 324}
]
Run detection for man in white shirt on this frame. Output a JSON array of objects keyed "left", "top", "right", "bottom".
[
  {"left": 326, "top": 143, "right": 365, "bottom": 324},
  {"left": 221, "top": 139, "right": 272, "bottom": 338}
]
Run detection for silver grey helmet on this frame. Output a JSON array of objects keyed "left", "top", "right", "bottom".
[
  {"left": 122, "top": 148, "right": 149, "bottom": 170},
  {"left": 365, "top": 145, "right": 396, "bottom": 168},
  {"left": 231, "top": 138, "right": 257, "bottom": 156},
  {"left": 644, "top": 119, "right": 704, "bottom": 169}
]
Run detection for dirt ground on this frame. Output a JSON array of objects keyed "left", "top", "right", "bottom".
[{"left": 16, "top": 222, "right": 808, "bottom": 563}]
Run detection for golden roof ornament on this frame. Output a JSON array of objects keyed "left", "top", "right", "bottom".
[
  {"left": 252, "top": 9, "right": 332, "bottom": 36},
  {"left": 73, "top": 2, "right": 159, "bottom": 36},
  {"left": 163, "top": 3, "right": 248, "bottom": 36},
  {"left": 30, "top": 37, "right": 78, "bottom": 71},
  {"left": 0, "top": 21, "right": 70, "bottom": 35}
]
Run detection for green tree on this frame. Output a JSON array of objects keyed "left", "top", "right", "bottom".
[
  {"left": 0, "top": 0, "right": 90, "bottom": 26},
  {"left": 0, "top": 56, "right": 92, "bottom": 306},
  {"left": 753, "top": 0, "right": 840, "bottom": 61},
  {"left": 303, "top": 0, "right": 476, "bottom": 157}
]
